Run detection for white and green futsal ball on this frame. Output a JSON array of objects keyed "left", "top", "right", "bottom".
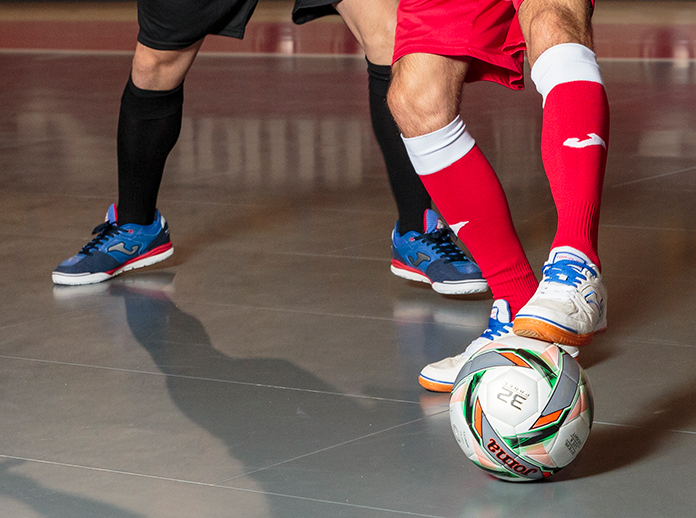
[{"left": 449, "top": 335, "right": 594, "bottom": 482}]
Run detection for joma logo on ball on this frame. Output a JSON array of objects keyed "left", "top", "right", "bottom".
[{"left": 486, "top": 438, "right": 539, "bottom": 476}]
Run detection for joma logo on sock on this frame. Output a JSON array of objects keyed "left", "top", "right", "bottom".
[{"left": 563, "top": 133, "right": 606, "bottom": 149}]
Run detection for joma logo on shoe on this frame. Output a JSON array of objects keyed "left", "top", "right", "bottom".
[
  {"left": 108, "top": 243, "right": 140, "bottom": 256},
  {"left": 409, "top": 252, "right": 430, "bottom": 267}
]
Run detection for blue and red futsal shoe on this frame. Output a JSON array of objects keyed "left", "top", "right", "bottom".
[
  {"left": 391, "top": 209, "right": 488, "bottom": 295},
  {"left": 52, "top": 204, "right": 173, "bottom": 286}
]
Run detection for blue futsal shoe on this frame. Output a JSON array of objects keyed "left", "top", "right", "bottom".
[
  {"left": 391, "top": 209, "right": 488, "bottom": 295},
  {"left": 52, "top": 204, "right": 173, "bottom": 286}
]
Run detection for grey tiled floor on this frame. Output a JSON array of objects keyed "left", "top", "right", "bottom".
[{"left": 2, "top": 50, "right": 696, "bottom": 517}]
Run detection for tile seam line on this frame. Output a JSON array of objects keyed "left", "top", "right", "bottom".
[
  {"left": 0, "top": 192, "right": 395, "bottom": 215},
  {"left": 212, "top": 413, "right": 447, "bottom": 485},
  {"left": 608, "top": 93, "right": 674, "bottom": 106},
  {"left": 0, "top": 299, "right": 484, "bottom": 330},
  {"left": 3, "top": 48, "right": 696, "bottom": 63},
  {"left": 594, "top": 421, "right": 696, "bottom": 436},
  {"left": 598, "top": 57, "right": 696, "bottom": 62},
  {"left": 151, "top": 335, "right": 693, "bottom": 349},
  {"left": 0, "top": 301, "right": 114, "bottom": 331},
  {"left": 0, "top": 454, "right": 447, "bottom": 518},
  {"left": 1, "top": 191, "right": 395, "bottom": 216},
  {"left": 621, "top": 338, "right": 696, "bottom": 347},
  {"left": 261, "top": 251, "right": 389, "bottom": 261},
  {"left": 610, "top": 164, "right": 696, "bottom": 188},
  {"left": 115, "top": 299, "right": 484, "bottom": 329},
  {"left": 515, "top": 208, "right": 666, "bottom": 231},
  {"left": 324, "top": 237, "right": 386, "bottom": 255},
  {"left": 0, "top": 354, "right": 430, "bottom": 406},
  {"left": 0, "top": 48, "right": 365, "bottom": 58},
  {"left": 5, "top": 285, "right": 484, "bottom": 329},
  {"left": 600, "top": 224, "right": 696, "bottom": 232}
]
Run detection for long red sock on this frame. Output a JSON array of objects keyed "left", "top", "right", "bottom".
[
  {"left": 542, "top": 81, "right": 609, "bottom": 270},
  {"left": 419, "top": 145, "right": 538, "bottom": 316}
]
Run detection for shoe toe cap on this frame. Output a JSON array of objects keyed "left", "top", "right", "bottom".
[
  {"left": 426, "top": 261, "right": 483, "bottom": 282},
  {"left": 421, "top": 356, "right": 466, "bottom": 380},
  {"left": 56, "top": 254, "right": 84, "bottom": 269},
  {"left": 54, "top": 251, "right": 119, "bottom": 274}
]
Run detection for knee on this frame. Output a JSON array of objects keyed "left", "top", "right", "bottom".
[
  {"left": 521, "top": 0, "right": 593, "bottom": 65},
  {"left": 131, "top": 52, "right": 175, "bottom": 90},
  {"left": 131, "top": 51, "right": 161, "bottom": 86},
  {"left": 131, "top": 44, "right": 196, "bottom": 90},
  {"left": 387, "top": 60, "right": 459, "bottom": 138}
]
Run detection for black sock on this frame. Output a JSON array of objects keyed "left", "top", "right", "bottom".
[
  {"left": 367, "top": 60, "right": 431, "bottom": 234},
  {"left": 117, "top": 77, "right": 184, "bottom": 226}
]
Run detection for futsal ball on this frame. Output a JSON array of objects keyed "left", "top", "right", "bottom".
[{"left": 449, "top": 335, "right": 593, "bottom": 482}]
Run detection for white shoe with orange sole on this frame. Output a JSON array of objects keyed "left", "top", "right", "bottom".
[
  {"left": 418, "top": 300, "right": 514, "bottom": 392},
  {"left": 513, "top": 246, "right": 607, "bottom": 347}
]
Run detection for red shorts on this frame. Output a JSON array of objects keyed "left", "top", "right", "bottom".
[{"left": 393, "top": 0, "right": 594, "bottom": 91}]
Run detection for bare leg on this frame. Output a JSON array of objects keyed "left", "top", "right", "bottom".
[
  {"left": 333, "top": 0, "right": 397, "bottom": 65},
  {"left": 336, "top": 1, "right": 437, "bottom": 236}
]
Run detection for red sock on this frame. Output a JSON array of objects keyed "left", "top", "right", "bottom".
[
  {"left": 419, "top": 145, "right": 538, "bottom": 316},
  {"left": 542, "top": 81, "right": 609, "bottom": 269}
]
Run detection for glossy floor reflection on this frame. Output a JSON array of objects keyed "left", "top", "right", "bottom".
[{"left": 3, "top": 12, "right": 696, "bottom": 518}]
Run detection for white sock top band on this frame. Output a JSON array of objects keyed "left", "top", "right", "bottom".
[
  {"left": 401, "top": 115, "right": 476, "bottom": 176},
  {"left": 531, "top": 43, "right": 604, "bottom": 106}
]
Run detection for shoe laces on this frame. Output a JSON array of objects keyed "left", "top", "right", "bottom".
[
  {"left": 79, "top": 222, "right": 125, "bottom": 255},
  {"left": 480, "top": 317, "right": 513, "bottom": 341},
  {"left": 538, "top": 260, "right": 597, "bottom": 300},
  {"left": 419, "top": 228, "right": 470, "bottom": 264},
  {"left": 455, "top": 317, "right": 512, "bottom": 360}
]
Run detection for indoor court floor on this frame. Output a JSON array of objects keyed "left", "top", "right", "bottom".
[{"left": 2, "top": 1, "right": 696, "bottom": 517}]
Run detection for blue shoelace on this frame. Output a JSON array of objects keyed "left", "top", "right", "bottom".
[
  {"left": 480, "top": 316, "right": 513, "bottom": 341},
  {"left": 541, "top": 259, "right": 597, "bottom": 287}
]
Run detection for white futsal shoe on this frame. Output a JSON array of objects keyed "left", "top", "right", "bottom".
[
  {"left": 418, "top": 297, "right": 582, "bottom": 393},
  {"left": 418, "top": 300, "right": 514, "bottom": 393},
  {"left": 513, "top": 246, "right": 607, "bottom": 347}
]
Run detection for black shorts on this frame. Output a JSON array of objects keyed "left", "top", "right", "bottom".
[
  {"left": 137, "top": 0, "right": 338, "bottom": 50},
  {"left": 292, "top": 0, "right": 338, "bottom": 25}
]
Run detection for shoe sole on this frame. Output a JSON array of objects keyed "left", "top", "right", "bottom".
[
  {"left": 418, "top": 374, "right": 454, "bottom": 393},
  {"left": 52, "top": 244, "right": 174, "bottom": 286},
  {"left": 390, "top": 263, "right": 489, "bottom": 295},
  {"left": 418, "top": 343, "right": 579, "bottom": 394},
  {"left": 559, "top": 344, "right": 581, "bottom": 357},
  {"left": 513, "top": 317, "right": 606, "bottom": 347}
]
